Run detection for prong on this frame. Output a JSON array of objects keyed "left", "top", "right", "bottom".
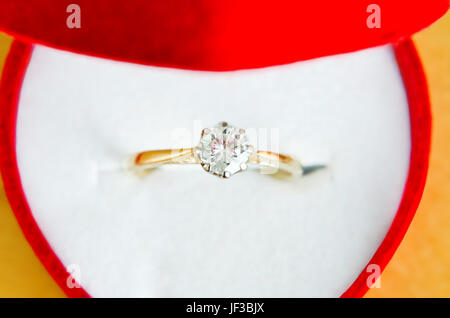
[
  {"left": 201, "top": 128, "right": 210, "bottom": 136},
  {"left": 219, "top": 121, "right": 228, "bottom": 127},
  {"left": 239, "top": 128, "right": 246, "bottom": 135},
  {"left": 194, "top": 146, "right": 202, "bottom": 160},
  {"left": 202, "top": 164, "right": 210, "bottom": 172},
  {"left": 223, "top": 171, "right": 231, "bottom": 178}
]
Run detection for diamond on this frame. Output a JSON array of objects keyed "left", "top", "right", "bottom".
[{"left": 196, "top": 122, "right": 253, "bottom": 178}]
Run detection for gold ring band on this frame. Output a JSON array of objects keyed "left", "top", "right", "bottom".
[
  {"left": 134, "top": 148, "right": 304, "bottom": 178},
  {"left": 131, "top": 122, "right": 308, "bottom": 179}
]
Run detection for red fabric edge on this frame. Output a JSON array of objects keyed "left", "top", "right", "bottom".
[
  {"left": 0, "top": 38, "right": 430, "bottom": 298},
  {"left": 0, "top": 1, "right": 447, "bottom": 71},
  {"left": 0, "top": 41, "right": 90, "bottom": 298},
  {"left": 341, "top": 38, "right": 431, "bottom": 297}
]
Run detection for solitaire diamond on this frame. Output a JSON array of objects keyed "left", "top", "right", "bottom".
[{"left": 196, "top": 122, "right": 253, "bottom": 178}]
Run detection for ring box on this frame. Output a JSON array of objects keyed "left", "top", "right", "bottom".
[{"left": 0, "top": 1, "right": 448, "bottom": 297}]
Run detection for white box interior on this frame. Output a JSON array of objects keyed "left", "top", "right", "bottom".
[{"left": 14, "top": 44, "right": 411, "bottom": 297}]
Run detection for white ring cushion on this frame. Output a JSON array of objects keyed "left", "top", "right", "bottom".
[{"left": 15, "top": 44, "right": 410, "bottom": 297}]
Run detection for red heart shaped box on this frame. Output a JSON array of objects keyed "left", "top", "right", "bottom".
[{"left": 0, "top": 1, "right": 448, "bottom": 297}]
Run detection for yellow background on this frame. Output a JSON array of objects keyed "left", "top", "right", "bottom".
[{"left": 0, "top": 13, "right": 449, "bottom": 297}]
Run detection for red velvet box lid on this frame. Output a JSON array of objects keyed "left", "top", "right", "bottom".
[{"left": 0, "top": 0, "right": 448, "bottom": 70}]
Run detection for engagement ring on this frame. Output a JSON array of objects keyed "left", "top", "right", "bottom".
[{"left": 133, "top": 122, "right": 318, "bottom": 179}]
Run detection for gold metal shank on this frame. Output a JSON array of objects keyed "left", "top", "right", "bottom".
[{"left": 134, "top": 148, "right": 303, "bottom": 177}]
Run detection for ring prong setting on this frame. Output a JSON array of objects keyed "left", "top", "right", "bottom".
[{"left": 197, "top": 122, "right": 251, "bottom": 179}]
